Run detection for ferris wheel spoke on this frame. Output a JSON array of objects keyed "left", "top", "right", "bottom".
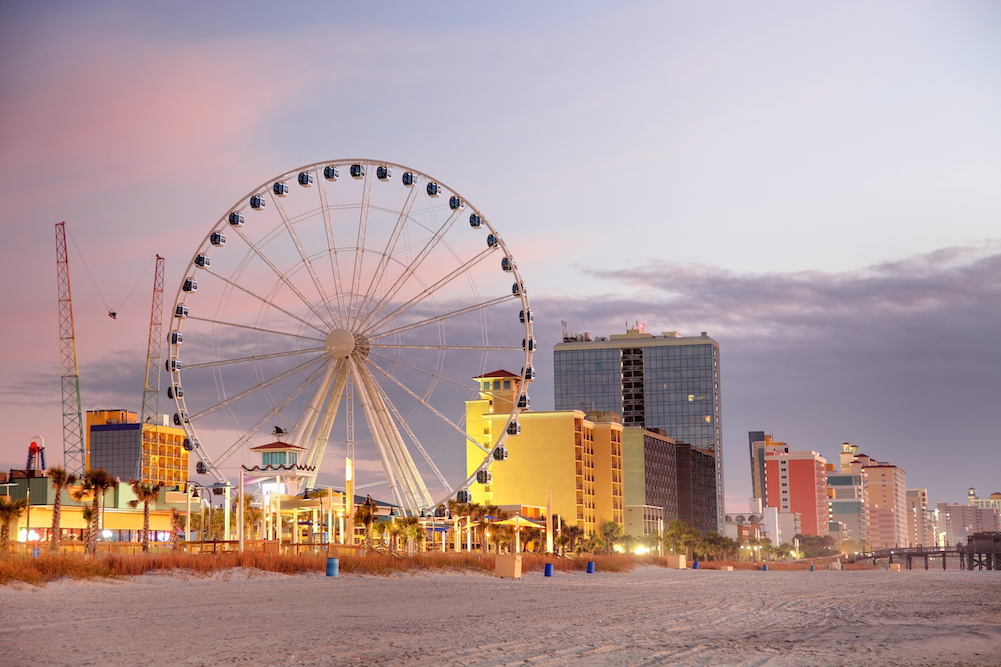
[
  {"left": 347, "top": 168, "right": 375, "bottom": 326},
  {"left": 315, "top": 165, "right": 350, "bottom": 323},
  {"left": 364, "top": 357, "right": 490, "bottom": 454},
  {"left": 368, "top": 294, "right": 515, "bottom": 341},
  {"left": 229, "top": 225, "right": 335, "bottom": 330},
  {"left": 358, "top": 206, "right": 464, "bottom": 330},
  {"left": 186, "top": 315, "right": 325, "bottom": 343},
  {"left": 183, "top": 347, "right": 326, "bottom": 371},
  {"left": 368, "top": 375, "right": 453, "bottom": 493},
  {"left": 188, "top": 355, "right": 326, "bottom": 422},
  {"left": 365, "top": 246, "right": 496, "bottom": 333},
  {"left": 212, "top": 363, "right": 329, "bottom": 467},
  {"left": 355, "top": 183, "right": 420, "bottom": 324},
  {"left": 371, "top": 344, "right": 520, "bottom": 351},
  {"left": 270, "top": 191, "right": 341, "bottom": 327},
  {"left": 368, "top": 351, "right": 478, "bottom": 393},
  {"left": 201, "top": 267, "right": 328, "bottom": 335}
]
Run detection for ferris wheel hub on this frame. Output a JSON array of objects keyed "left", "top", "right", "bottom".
[{"left": 325, "top": 328, "right": 356, "bottom": 358}]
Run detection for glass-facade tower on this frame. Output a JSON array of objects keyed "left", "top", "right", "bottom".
[{"left": 555, "top": 328, "right": 722, "bottom": 531}]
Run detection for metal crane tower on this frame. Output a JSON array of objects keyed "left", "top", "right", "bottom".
[
  {"left": 137, "top": 256, "right": 165, "bottom": 481},
  {"left": 140, "top": 255, "right": 165, "bottom": 426},
  {"left": 55, "top": 222, "right": 86, "bottom": 476}
]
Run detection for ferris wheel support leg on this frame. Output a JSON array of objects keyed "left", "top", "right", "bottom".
[
  {"left": 355, "top": 364, "right": 430, "bottom": 512},
  {"left": 360, "top": 365, "right": 435, "bottom": 508},
  {"left": 287, "top": 361, "right": 337, "bottom": 492},
  {"left": 303, "top": 363, "right": 348, "bottom": 488},
  {"left": 348, "top": 358, "right": 410, "bottom": 514}
]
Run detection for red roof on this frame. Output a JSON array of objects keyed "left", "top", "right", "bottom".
[
  {"left": 474, "top": 369, "right": 520, "bottom": 379},
  {"left": 250, "top": 441, "right": 306, "bottom": 451}
]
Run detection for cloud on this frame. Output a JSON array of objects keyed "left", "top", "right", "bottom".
[{"left": 527, "top": 241, "right": 1001, "bottom": 508}]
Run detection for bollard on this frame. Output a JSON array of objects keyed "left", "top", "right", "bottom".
[
  {"left": 810, "top": 565, "right": 815, "bottom": 571},
  {"left": 692, "top": 561, "right": 700, "bottom": 569},
  {"left": 762, "top": 564, "right": 768, "bottom": 571},
  {"left": 544, "top": 563, "right": 554, "bottom": 577},
  {"left": 586, "top": 561, "right": 596, "bottom": 574},
  {"left": 326, "top": 557, "right": 339, "bottom": 577}
]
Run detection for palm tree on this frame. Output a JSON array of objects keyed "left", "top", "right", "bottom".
[
  {"left": 128, "top": 479, "right": 163, "bottom": 552},
  {"left": 665, "top": 519, "right": 688, "bottom": 554},
  {"left": 71, "top": 468, "right": 114, "bottom": 557},
  {"left": 0, "top": 496, "right": 28, "bottom": 552},
  {"left": 387, "top": 521, "right": 403, "bottom": 555},
  {"left": 236, "top": 494, "right": 262, "bottom": 540},
  {"left": 681, "top": 527, "right": 702, "bottom": 560},
  {"left": 47, "top": 466, "right": 77, "bottom": 551},
  {"left": 565, "top": 525, "right": 584, "bottom": 552},
  {"left": 399, "top": 516, "right": 423, "bottom": 556},
  {"left": 354, "top": 495, "right": 379, "bottom": 554},
  {"left": 170, "top": 509, "right": 182, "bottom": 551},
  {"left": 600, "top": 521, "right": 623, "bottom": 553},
  {"left": 554, "top": 533, "right": 570, "bottom": 556}
]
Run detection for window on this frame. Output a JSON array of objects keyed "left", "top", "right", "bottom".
[
  {"left": 493, "top": 381, "right": 501, "bottom": 390},
  {"left": 503, "top": 380, "right": 511, "bottom": 389}
]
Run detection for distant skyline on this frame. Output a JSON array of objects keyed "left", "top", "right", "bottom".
[{"left": 1, "top": 2, "right": 999, "bottom": 510}]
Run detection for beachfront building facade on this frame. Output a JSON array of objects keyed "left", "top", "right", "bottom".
[
  {"left": 840, "top": 443, "right": 907, "bottom": 548},
  {"left": 465, "top": 371, "right": 624, "bottom": 535},
  {"left": 906, "top": 488, "right": 931, "bottom": 547},
  {"left": 762, "top": 438, "right": 828, "bottom": 537},
  {"left": 936, "top": 502, "right": 1001, "bottom": 545},
  {"left": 554, "top": 326, "right": 723, "bottom": 531},
  {"left": 622, "top": 427, "right": 678, "bottom": 523},
  {"left": 968, "top": 488, "right": 1001, "bottom": 513},
  {"left": 86, "top": 409, "right": 189, "bottom": 486},
  {"left": 827, "top": 465, "right": 870, "bottom": 547}
]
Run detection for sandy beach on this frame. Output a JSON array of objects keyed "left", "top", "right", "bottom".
[{"left": 2, "top": 565, "right": 1000, "bottom": 666}]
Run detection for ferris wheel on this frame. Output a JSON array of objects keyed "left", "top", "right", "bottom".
[{"left": 165, "top": 160, "right": 534, "bottom": 514}]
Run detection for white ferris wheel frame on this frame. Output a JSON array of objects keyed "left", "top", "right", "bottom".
[{"left": 165, "top": 159, "right": 534, "bottom": 515}]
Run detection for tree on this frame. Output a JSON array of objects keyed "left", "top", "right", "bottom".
[
  {"left": 47, "top": 466, "right": 77, "bottom": 551},
  {"left": 170, "top": 509, "right": 182, "bottom": 552},
  {"left": 0, "top": 496, "right": 28, "bottom": 552},
  {"left": 71, "top": 468, "right": 114, "bottom": 557},
  {"left": 664, "top": 519, "right": 689, "bottom": 554},
  {"left": 399, "top": 516, "right": 423, "bottom": 556},
  {"left": 600, "top": 521, "right": 624, "bottom": 553},
  {"left": 554, "top": 533, "right": 570, "bottom": 556},
  {"left": 128, "top": 479, "right": 163, "bottom": 552},
  {"left": 354, "top": 495, "right": 379, "bottom": 554},
  {"left": 681, "top": 526, "right": 703, "bottom": 560},
  {"left": 565, "top": 525, "right": 584, "bottom": 552}
]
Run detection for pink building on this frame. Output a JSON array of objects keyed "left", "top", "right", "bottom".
[{"left": 764, "top": 440, "right": 828, "bottom": 537}]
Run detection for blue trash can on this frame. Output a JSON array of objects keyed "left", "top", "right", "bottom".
[
  {"left": 544, "top": 563, "right": 554, "bottom": 577},
  {"left": 810, "top": 565, "right": 815, "bottom": 571},
  {"left": 762, "top": 564, "right": 768, "bottom": 571},
  {"left": 326, "top": 557, "right": 339, "bottom": 577},
  {"left": 692, "top": 561, "right": 700, "bottom": 569},
  {"left": 586, "top": 561, "right": 596, "bottom": 574}
]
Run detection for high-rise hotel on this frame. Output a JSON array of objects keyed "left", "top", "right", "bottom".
[{"left": 554, "top": 326, "right": 723, "bottom": 531}]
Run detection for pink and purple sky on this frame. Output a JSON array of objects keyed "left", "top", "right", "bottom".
[{"left": 1, "top": 2, "right": 999, "bottom": 511}]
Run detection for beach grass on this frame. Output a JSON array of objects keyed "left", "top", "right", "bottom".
[{"left": 0, "top": 551, "right": 638, "bottom": 586}]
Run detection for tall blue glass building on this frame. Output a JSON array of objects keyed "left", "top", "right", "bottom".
[{"left": 555, "top": 327, "right": 722, "bottom": 531}]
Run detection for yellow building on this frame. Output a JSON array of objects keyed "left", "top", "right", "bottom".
[
  {"left": 465, "top": 371, "right": 623, "bottom": 535},
  {"left": 86, "top": 409, "right": 189, "bottom": 485}
]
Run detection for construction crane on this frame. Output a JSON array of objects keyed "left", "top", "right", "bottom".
[
  {"left": 55, "top": 222, "right": 86, "bottom": 476},
  {"left": 137, "top": 256, "right": 165, "bottom": 481}
]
